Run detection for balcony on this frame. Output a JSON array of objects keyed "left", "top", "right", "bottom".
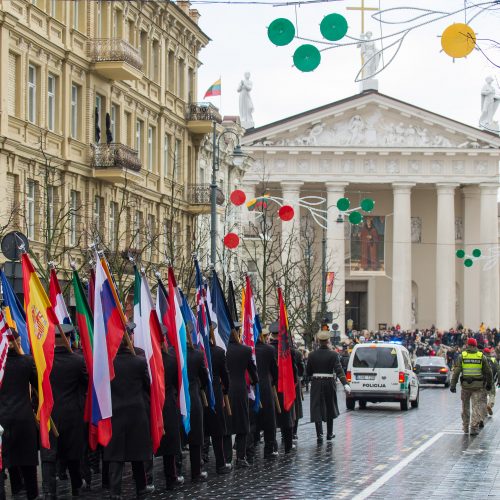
[
  {"left": 88, "top": 38, "right": 143, "bottom": 80},
  {"left": 90, "top": 143, "right": 142, "bottom": 183},
  {"left": 186, "top": 102, "right": 222, "bottom": 135},
  {"left": 186, "top": 183, "right": 225, "bottom": 214}
]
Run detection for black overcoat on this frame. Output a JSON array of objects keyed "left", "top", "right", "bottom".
[
  {"left": 269, "top": 339, "right": 296, "bottom": 429},
  {"left": 187, "top": 346, "right": 208, "bottom": 446},
  {"left": 0, "top": 350, "right": 38, "bottom": 467},
  {"left": 306, "top": 345, "right": 347, "bottom": 422},
  {"left": 43, "top": 347, "right": 87, "bottom": 461},
  {"left": 103, "top": 346, "right": 152, "bottom": 462},
  {"left": 156, "top": 347, "right": 181, "bottom": 457},
  {"left": 206, "top": 343, "right": 229, "bottom": 437},
  {"left": 293, "top": 348, "right": 304, "bottom": 420},
  {"left": 226, "top": 339, "right": 258, "bottom": 435},
  {"left": 255, "top": 341, "right": 278, "bottom": 432}
]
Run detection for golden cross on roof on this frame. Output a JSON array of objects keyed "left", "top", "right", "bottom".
[{"left": 346, "top": 0, "right": 379, "bottom": 34}]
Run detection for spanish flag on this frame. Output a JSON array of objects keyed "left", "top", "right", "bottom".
[
  {"left": 22, "top": 253, "right": 58, "bottom": 449},
  {"left": 203, "top": 78, "right": 221, "bottom": 99}
]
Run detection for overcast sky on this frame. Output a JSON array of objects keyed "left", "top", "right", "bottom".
[{"left": 194, "top": 0, "right": 499, "bottom": 129}]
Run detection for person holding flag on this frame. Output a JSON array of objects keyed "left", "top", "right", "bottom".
[{"left": 0, "top": 318, "right": 39, "bottom": 500}]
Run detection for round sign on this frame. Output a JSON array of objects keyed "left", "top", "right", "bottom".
[
  {"left": 1, "top": 231, "right": 29, "bottom": 261},
  {"left": 268, "top": 18, "right": 296, "bottom": 46},
  {"left": 223, "top": 233, "right": 240, "bottom": 249},
  {"left": 332, "top": 323, "right": 339, "bottom": 331},
  {"left": 320, "top": 13, "right": 348, "bottom": 41},
  {"left": 336, "top": 197, "right": 350, "bottom": 212},
  {"left": 472, "top": 248, "right": 482, "bottom": 258},
  {"left": 456, "top": 249, "right": 465, "bottom": 259},
  {"left": 441, "top": 23, "right": 476, "bottom": 58},
  {"left": 360, "top": 198, "right": 375, "bottom": 212},
  {"left": 348, "top": 211, "right": 363, "bottom": 225},
  {"left": 279, "top": 205, "right": 295, "bottom": 221},
  {"left": 230, "top": 189, "right": 246, "bottom": 206},
  {"left": 464, "top": 258, "right": 473, "bottom": 268},
  {"left": 293, "top": 44, "right": 321, "bottom": 72}
]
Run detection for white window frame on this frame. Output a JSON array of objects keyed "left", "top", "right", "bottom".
[
  {"left": 47, "top": 74, "right": 55, "bottom": 132},
  {"left": 147, "top": 126, "right": 153, "bottom": 172},
  {"left": 49, "top": 0, "right": 56, "bottom": 17},
  {"left": 96, "top": 1, "right": 102, "bottom": 38},
  {"left": 174, "top": 139, "right": 181, "bottom": 180},
  {"left": 73, "top": 1, "right": 79, "bottom": 30},
  {"left": 163, "top": 134, "right": 169, "bottom": 177},
  {"left": 69, "top": 190, "right": 77, "bottom": 246},
  {"left": 94, "top": 195, "right": 101, "bottom": 230},
  {"left": 71, "top": 84, "right": 78, "bottom": 139},
  {"left": 136, "top": 119, "right": 143, "bottom": 157},
  {"left": 109, "top": 201, "right": 117, "bottom": 250},
  {"left": 28, "top": 64, "right": 36, "bottom": 124},
  {"left": 110, "top": 104, "right": 117, "bottom": 142},
  {"left": 27, "top": 180, "right": 35, "bottom": 240}
]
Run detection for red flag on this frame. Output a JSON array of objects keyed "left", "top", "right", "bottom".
[
  {"left": 277, "top": 286, "right": 295, "bottom": 412},
  {"left": 88, "top": 269, "right": 96, "bottom": 315}
]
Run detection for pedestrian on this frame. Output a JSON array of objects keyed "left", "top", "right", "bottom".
[
  {"left": 0, "top": 329, "right": 39, "bottom": 500},
  {"left": 254, "top": 328, "right": 278, "bottom": 460},
  {"left": 41, "top": 324, "right": 87, "bottom": 499},
  {"left": 306, "top": 329, "right": 351, "bottom": 443},
  {"left": 450, "top": 338, "right": 492, "bottom": 435},
  {"left": 103, "top": 336, "right": 152, "bottom": 499},
  {"left": 226, "top": 326, "right": 258, "bottom": 468},
  {"left": 484, "top": 347, "right": 499, "bottom": 416}
]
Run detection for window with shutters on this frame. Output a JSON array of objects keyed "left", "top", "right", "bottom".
[{"left": 8, "top": 53, "right": 19, "bottom": 117}]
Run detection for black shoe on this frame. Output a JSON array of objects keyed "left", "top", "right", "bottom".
[
  {"left": 479, "top": 421, "right": 485, "bottom": 428},
  {"left": 192, "top": 471, "right": 208, "bottom": 483},
  {"left": 317, "top": 435, "right": 324, "bottom": 443},
  {"left": 264, "top": 451, "right": 279, "bottom": 460},
  {"left": 285, "top": 444, "right": 296, "bottom": 454},
  {"left": 216, "top": 464, "right": 232, "bottom": 475},
  {"left": 236, "top": 458, "right": 250, "bottom": 469},
  {"left": 292, "top": 434, "right": 298, "bottom": 441},
  {"left": 326, "top": 434, "right": 335, "bottom": 440},
  {"left": 166, "top": 476, "right": 184, "bottom": 491}
]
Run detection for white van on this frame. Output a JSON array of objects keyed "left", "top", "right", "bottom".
[{"left": 345, "top": 342, "right": 420, "bottom": 411}]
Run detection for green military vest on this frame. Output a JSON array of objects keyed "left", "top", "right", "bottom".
[{"left": 462, "top": 351, "right": 483, "bottom": 379}]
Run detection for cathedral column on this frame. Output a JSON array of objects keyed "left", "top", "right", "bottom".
[
  {"left": 325, "top": 182, "right": 348, "bottom": 337},
  {"left": 480, "top": 183, "right": 500, "bottom": 328},
  {"left": 280, "top": 181, "right": 303, "bottom": 264},
  {"left": 436, "top": 183, "right": 458, "bottom": 330},
  {"left": 392, "top": 183, "right": 414, "bottom": 330},
  {"left": 462, "top": 186, "right": 481, "bottom": 329}
]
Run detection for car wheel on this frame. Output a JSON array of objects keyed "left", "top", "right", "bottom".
[
  {"left": 346, "top": 398, "right": 355, "bottom": 411},
  {"left": 359, "top": 401, "right": 367, "bottom": 409},
  {"left": 400, "top": 391, "right": 410, "bottom": 411},
  {"left": 411, "top": 388, "right": 419, "bottom": 408}
]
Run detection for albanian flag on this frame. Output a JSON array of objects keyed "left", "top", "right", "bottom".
[{"left": 277, "top": 286, "right": 295, "bottom": 412}]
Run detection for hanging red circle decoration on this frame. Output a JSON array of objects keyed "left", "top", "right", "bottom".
[
  {"left": 230, "top": 190, "right": 246, "bottom": 206},
  {"left": 223, "top": 233, "right": 240, "bottom": 249},
  {"left": 278, "top": 205, "right": 295, "bottom": 221}
]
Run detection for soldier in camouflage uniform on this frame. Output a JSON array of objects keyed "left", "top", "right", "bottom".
[
  {"left": 450, "top": 338, "right": 492, "bottom": 435},
  {"left": 484, "top": 348, "right": 500, "bottom": 415}
]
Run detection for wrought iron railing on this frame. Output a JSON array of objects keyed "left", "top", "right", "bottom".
[
  {"left": 88, "top": 38, "right": 143, "bottom": 71},
  {"left": 90, "top": 143, "right": 142, "bottom": 172},
  {"left": 186, "top": 102, "right": 222, "bottom": 123},
  {"left": 187, "top": 184, "right": 225, "bottom": 205}
]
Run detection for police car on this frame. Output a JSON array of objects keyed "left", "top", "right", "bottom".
[{"left": 345, "top": 342, "right": 420, "bottom": 411}]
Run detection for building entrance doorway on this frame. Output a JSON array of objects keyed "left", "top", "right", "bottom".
[{"left": 345, "top": 281, "right": 368, "bottom": 332}]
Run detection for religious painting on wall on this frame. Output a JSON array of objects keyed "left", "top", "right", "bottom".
[{"left": 350, "top": 216, "right": 385, "bottom": 274}]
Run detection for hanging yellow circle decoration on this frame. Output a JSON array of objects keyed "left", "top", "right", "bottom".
[{"left": 441, "top": 23, "right": 476, "bottom": 58}]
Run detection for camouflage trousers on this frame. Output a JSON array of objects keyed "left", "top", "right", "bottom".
[
  {"left": 461, "top": 388, "right": 484, "bottom": 430},
  {"left": 479, "top": 388, "right": 488, "bottom": 421},
  {"left": 488, "top": 386, "right": 496, "bottom": 408}
]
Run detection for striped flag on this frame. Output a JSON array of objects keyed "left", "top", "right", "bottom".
[
  {"left": 133, "top": 267, "right": 165, "bottom": 453},
  {"left": 156, "top": 278, "right": 172, "bottom": 343},
  {"left": 203, "top": 78, "right": 221, "bottom": 98},
  {"left": 21, "top": 253, "right": 58, "bottom": 449},
  {"left": 49, "top": 269, "right": 76, "bottom": 344},
  {"left": 167, "top": 266, "right": 190, "bottom": 434},
  {"left": 0, "top": 269, "right": 29, "bottom": 354},
  {"left": 209, "top": 269, "right": 234, "bottom": 350}
]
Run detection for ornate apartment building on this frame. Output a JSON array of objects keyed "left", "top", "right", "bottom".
[{"left": 0, "top": 0, "right": 244, "bottom": 291}]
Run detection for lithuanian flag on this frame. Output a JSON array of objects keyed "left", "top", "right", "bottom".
[
  {"left": 204, "top": 78, "right": 221, "bottom": 99},
  {"left": 21, "top": 253, "right": 58, "bottom": 449}
]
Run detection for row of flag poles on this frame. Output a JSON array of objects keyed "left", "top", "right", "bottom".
[{"left": 0, "top": 249, "right": 297, "bottom": 454}]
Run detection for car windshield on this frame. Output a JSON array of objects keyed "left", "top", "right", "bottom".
[
  {"left": 416, "top": 357, "right": 446, "bottom": 366},
  {"left": 353, "top": 347, "right": 398, "bottom": 369}
]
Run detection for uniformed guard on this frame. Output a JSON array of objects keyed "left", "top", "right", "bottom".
[
  {"left": 0, "top": 329, "right": 39, "bottom": 500},
  {"left": 306, "top": 330, "right": 351, "bottom": 443},
  {"left": 103, "top": 336, "right": 152, "bottom": 499},
  {"left": 292, "top": 347, "right": 304, "bottom": 441},
  {"left": 41, "top": 324, "right": 87, "bottom": 499},
  {"left": 450, "top": 338, "right": 492, "bottom": 435},
  {"left": 226, "top": 327, "right": 258, "bottom": 468},
  {"left": 255, "top": 328, "right": 278, "bottom": 459},
  {"left": 483, "top": 347, "right": 499, "bottom": 416}
]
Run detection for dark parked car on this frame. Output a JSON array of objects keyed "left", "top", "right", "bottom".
[{"left": 414, "top": 356, "right": 451, "bottom": 387}]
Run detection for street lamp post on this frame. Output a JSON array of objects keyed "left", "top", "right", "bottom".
[{"left": 210, "top": 121, "right": 246, "bottom": 267}]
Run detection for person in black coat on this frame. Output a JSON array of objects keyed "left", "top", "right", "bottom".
[
  {"left": 186, "top": 337, "right": 209, "bottom": 482},
  {"left": 268, "top": 323, "right": 297, "bottom": 454},
  {"left": 255, "top": 332, "right": 278, "bottom": 459},
  {"left": 226, "top": 328, "right": 258, "bottom": 468},
  {"left": 207, "top": 329, "right": 232, "bottom": 474},
  {"left": 103, "top": 340, "right": 152, "bottom": 499},
  {"left": 41, "top": 325, "right": 88, "bottom": 499},
  {"left": 292, "top": 347, "right": 305, "bottom": 440},
  {"left": 306, "top": 331, "right": 350, "bottom": 442},
  {"left": 0, "top": 330, "right": 39, "bottom": 500}
]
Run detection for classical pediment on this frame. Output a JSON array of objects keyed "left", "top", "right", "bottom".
[{"left": 244, "top": 91, "right": 500, "bottom": 150}]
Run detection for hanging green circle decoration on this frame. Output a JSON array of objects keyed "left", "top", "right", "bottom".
[
  {"left": 472, "top": 248, "right": 482, "bottom": 258},
  {"left": 349, "top": 211, "right": 363, "bottom": 225},
  {"left": 464, "top": 258, "right": 473, "bottom": 268},
  {"left": 360, "top": 198, "right": 375, "bottom": 212},
  {"left": 456, "top": 249, "right": 465, "bottom": 259},
  {"left": 320, "top": 13, "right": 348, "bottom": 41},
  {"left": 293, "top": 44, "right": 321, "bottom": 72},
  {"left": 268, "top": 18, "right": 296, "bottom": 46},
  {"left": 336, "top": 197, "right": 350, "bottom": 212}
]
